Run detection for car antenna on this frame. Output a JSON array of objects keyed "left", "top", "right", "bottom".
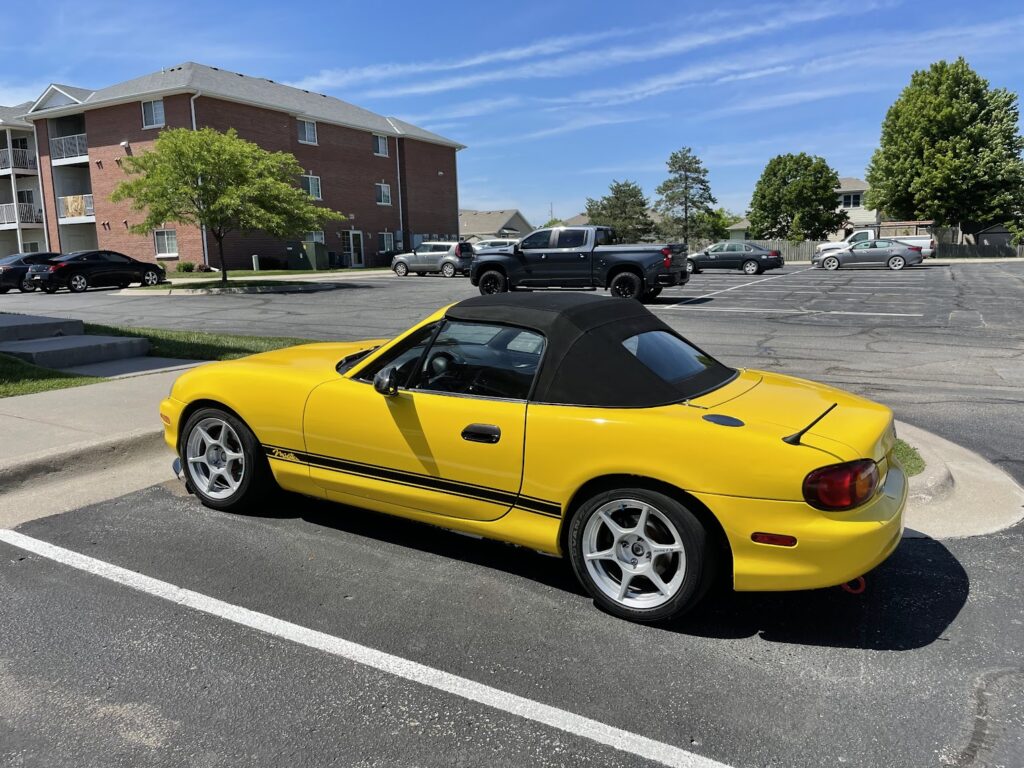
[{"left": 782, "top": 403, "right": 837, "bottom": 446}]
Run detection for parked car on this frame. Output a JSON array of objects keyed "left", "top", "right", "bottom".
[
  {"left": 0, "top": 252, "right": 61, "bottom": 293},
  {"left": 27, "top": 250, "right": 166, "bottom": 293},
  {"left": 816, "top": 229, "right": 935, "bottom": 257},
  {"left": 473, "top": 238, "right": 519, "bottom": 251},
  {"left": 687, "top": 242, "right": 784, "bottom": 275},
  {"left": 812, "top": 239, "right": 924, "bottom": 271},
  {"left": 391, "top": 241, "right": 473, "bottom": 278},
  {"left": 469, "top": 225, "right": 687, "bottom": 301},
  {"left": 161, "top": 292, "right": 906, "bottom": 624}
]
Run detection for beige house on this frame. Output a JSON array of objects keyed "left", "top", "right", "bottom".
[
  {"left": 458, "top": 208, "right": 533, "bottom": 242},
  {"left": 830, "top": 177, "right": 881, "bottom": 240}
]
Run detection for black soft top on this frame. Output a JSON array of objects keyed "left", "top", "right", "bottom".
[{"left": 446, "top": 293, "right": 734, "bottom": 407}]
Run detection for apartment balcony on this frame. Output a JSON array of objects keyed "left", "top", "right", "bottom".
[
  {"left": 50, "top": 133, "right": 89, "bottom": 164},
  {"left": 0, "top": 148, "right": 38, "bottom": 173},
  {"left": 0, "top": 203, "right": 43, "bottom": 228},
  {"left": 57, "top": 194, "right": 94, "bottom": 221}
]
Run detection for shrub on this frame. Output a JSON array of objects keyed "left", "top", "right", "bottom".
[
  {"left": 175, "top": 261, "right": 195, "bottom": 272},
  {"left": 195, "top": 263, "right": 214, "bottom": 272}
]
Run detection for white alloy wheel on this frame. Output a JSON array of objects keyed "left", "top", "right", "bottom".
[
  {"left": 143, "top": 270, "right": 161, "bottom": 286},
  {"left": 394, "top": 262, "right": 409, "bottom": 276},
  {"left": 823, "top": 256, "right": 840, "bottom": 271},
  {"left": 742, "top": 259, "right": 759, "bottom": 275},
  {"left": 888, "top": 256, "right": 905, "bottom": 271},
  {"left": 185, "top": 417, "right": 246, "bottom": 501},
  {"left": 441, "top": 262, "right": 456, "bottom": 278}
]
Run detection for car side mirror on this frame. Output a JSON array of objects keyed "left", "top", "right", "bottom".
[
  {"left": 373, "top": 367, "right": 399, "bottom": 396},
  {"left": 412, "top": 248, "right": 418, "bottom": 255}
]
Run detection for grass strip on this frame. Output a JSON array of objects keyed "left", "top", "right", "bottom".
[
  {"left": 0, "top": 353, "right": 104, "bottom": 398},
  {"left": 894, "top": 438, "right": 925, "bottom": 477},
  {"left": 84, "top": 324, "right": 313, "bottom": 361}
]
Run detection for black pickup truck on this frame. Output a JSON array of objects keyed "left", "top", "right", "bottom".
[{"left": 468, "top": 225, "right": 688, "bottom": 301}]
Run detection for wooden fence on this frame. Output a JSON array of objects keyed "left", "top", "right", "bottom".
[{"left": 936, "top": 242, "right": 1023, "bottom": 259}]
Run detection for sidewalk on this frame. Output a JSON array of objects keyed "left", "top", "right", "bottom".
[{"left": 1, "top": 373, "right": 1021, "bottom": 539}]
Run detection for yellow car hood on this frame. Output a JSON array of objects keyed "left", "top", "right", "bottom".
[
  {"left": 691, "top": 369, "right": 894, "bottom": 462},
  {"left": 239, "top": 339, "right": 388, "bottom": 374}
]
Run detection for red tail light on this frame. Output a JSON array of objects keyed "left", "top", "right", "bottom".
[
  {"left": 803, "top": 460, "right": 880, "bottom": 511},
  {"left": 48, "top": 263, "right": 68, "bottom": 272},
  {"left": 454, "top": 243, "right": 462, "bottom": 257},
  {"left": 907, "top": 246, "right": 922, "bottom": 252},
  {"left": 660, "top": 247, "right": 672, "bottom": 269},
  {"left": 771, "top": 250, "right": 780, "bottom": 257}
]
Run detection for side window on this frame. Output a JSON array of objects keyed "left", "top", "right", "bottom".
[
  {"left": 356, "top": 323, "right": 439, "bottom": 386},
  {"left": 743, "top": 244, "right": 755, "bottom": 252},
  {"left": 105, "top": 253, "right": 132, "bottom": 263},
  {"left": 708, "top": 243, "right": 726, "bottom": 253},
  {"left": 851, "top": 232, "right": 869, "bottom": 243},
  {"left": 594, "top": 229, "right": 613, "bottom": 246},
  {"left": 873, "top": 240, "right": 891, "bottom": 248},
  {"left": 519, "top": 230, "right": 552, "bottom": 250},
  {"left": 852, "top": 242, "right": 870, "bottom": 251},
  {"left": 726, "top": 243, "right": 743, "bottom": 252},
  {"left": 555, "top": 229, "right": 587, "bottom": 249},
  {"left": 413, "top": 321, "right": 545, "bottom": 400}
]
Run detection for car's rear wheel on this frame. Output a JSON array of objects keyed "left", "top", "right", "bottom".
[
  {"left": 823, "top": 256, "right": 840, "bottom": 271},
  {"left": 609, "top": 271, "right": 643, "bottom": 299},
  {"left": 478, "top": 269, "right": 508, "bottom": 295},
  {"left": 18, "top": 279, "right": 35, "bottom": 293},
  {"left": 888, "top": 255, "right": 906, "bottom": 271},
  {"left": 441, "top": 262, "right": 456, "bottom": 278},
  {"left": 685, "top": 259, "right": 700, "bottom": 274},
  {"left": 568, "top": 488, "right": 712, "bottom": 623},
  {"left": 394, "top": 262, "right": 409, "bottom": 277},
  {"left": 742, "top": 259, "right": 761, "bottom": 275},
  {"left": 142, "top": 269, "right": 161, "bottom": 286},
  {"left": 180, "top": 407, "right": 275, "bottom": 512},
  {"left": 68, "top": 273, "right": 88, "bottom": 293}
]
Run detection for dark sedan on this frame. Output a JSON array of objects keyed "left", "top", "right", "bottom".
[
  {"left": 27, "top": 250, "right": 165, "bottom": 293},
  {"left": 0, "top": 252, "right": 61, "bottom": 293},
  {"left": 687, "top": 241, "right": 784, "bottom": 275}
]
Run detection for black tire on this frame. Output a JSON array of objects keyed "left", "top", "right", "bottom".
[
  {"left": 43, "top": 285, "right": 58, "bottom": 294},
  {"left": 823, "top": 255, "right": 840, "bottom": 271},
  {"left": 567, "top": 487, "right": 714, "bottom": 623},
  {"left": 640, "top": 286, "right": 663, "bottom": 303},
  {"left": 609, "top": 271, "right": 643, "bottom": 300},
  {"left": 685, "top": 259, "right": 701, "bottom": 274},
  {"left": 68, "top": 273, "right": 89, "bottom": 293},
  {"left": 478, "top": 269, "right": 508, "bottom": 295},
  {"left": 19, "top": 279, "right": 35, "bottom": 293},
  {"left": 179, "top": 407, "right": 276, "bottom": 513},
  {"left": 142, "top": 269, "right": 161, "bottom": 286},
  {"left": 741, "top": 259, "right": 761, "bottom": 275},
  {"left": 887, "top": 255, "right": 906, "bottom": 271},
  {"left": 394, "top": 261, "right": 409, "bottom": 277},
  {"left": 441, "top": 262, "right": 456, "bottom": 278}
]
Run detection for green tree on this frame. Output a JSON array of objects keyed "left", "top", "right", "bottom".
[
  {"left": 748, "top": 153, "right": 846, "bottom": 240},
  {"left": 865, "top": 57, "right": 1024, "bottom": 229},
  {"left": 654, "top": 147, "right": 716, "bottom": 246},
  {"left": 585, "top": 180, "right": 654, "bottom": 242},
  {"left": 542, "top": 217, "right": 565, "bottom": 227},
  {"left": 111, "top": 127, "right": 342, "bottom": 284}
]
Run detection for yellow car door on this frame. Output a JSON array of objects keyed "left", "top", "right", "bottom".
[{"left": 302, "top": 320, "right": 543, "bottom": 522}]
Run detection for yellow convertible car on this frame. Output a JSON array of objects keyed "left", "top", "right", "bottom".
[{"left": 160, "top": 293, "right": 906, "bottom": 623}]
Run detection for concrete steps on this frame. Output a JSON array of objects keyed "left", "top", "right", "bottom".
[
  {"left": 0, "top": 314, "right": 84, "bottom": 342},
  {"left": 0, "top": 335, "right": 150, "bottom": 368},
  {"left": 0, "top": 312, "right": 149, "bottom": 369}
]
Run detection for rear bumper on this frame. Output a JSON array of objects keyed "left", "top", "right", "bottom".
[
  {"left": 694, "top": 465, "right": 907, "bottom": 592},
  {"left": 28, "top": 273, "right": 62, "bottom": 287},
  {"left": 656, "top": 268, "right": 687, "bottom": 287},
  {"left": 762, "top": 256, "right": 784, "bottom": 270}
]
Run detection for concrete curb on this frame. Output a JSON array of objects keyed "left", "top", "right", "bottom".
[
  {"left": 115, "top": 283, "right": 342, "bottom": 296},
  {"left": 0, "top": 429, "right": 164, "bottom": 494},
  {"left": 899, "top": 420, "right": 1024, "bottom": 539}
]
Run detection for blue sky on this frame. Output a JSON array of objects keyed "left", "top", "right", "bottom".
[{"left": 3, "top": 0, "right": 1023, "bottom": 227}]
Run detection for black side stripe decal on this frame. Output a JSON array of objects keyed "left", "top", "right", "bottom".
[{"left": 263, "top": 445, "right": 562, "bottom": 518}]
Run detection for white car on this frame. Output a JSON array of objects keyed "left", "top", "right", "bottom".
[{"left": 473, "top": 238, "right": 519, "bottom": 251}]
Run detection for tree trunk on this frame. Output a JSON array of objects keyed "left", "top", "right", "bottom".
[{"left": 216, "top": 235, "right": 228, "bottom": 286}]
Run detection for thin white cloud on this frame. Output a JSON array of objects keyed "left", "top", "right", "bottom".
[
  {"left": 471, "top": 114, "right": 652, "bottom": 148},
  {"left": 707, "top": 84, "right": 887, "bottom": 117},
  {"left": 398, "top": 97, "right": 524, "bottom": 125}
]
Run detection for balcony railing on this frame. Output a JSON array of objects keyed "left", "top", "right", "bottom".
[
  {"left": 58, "top": 194, "right": 94, "bottom": 219},
  {"left": 50, "top": 133, "right": 88, "bottom": 161},
  {"left": 0, "top": 203, "right": 43, "bottom": 225},
  {"left": 0, "top": 148, "right": 38, "bottom": 171}
]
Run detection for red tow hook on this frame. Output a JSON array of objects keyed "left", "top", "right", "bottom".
[{"left": 840, "top": 576, "right": 866, "bottom": 595}]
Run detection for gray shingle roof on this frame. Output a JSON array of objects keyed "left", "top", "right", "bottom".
[
  {"left": 0, "top": 102, "right": 33, "bottom": 128},
  {"left": 53, "top": 84, "right": 95, "bottom": 102},
  {"left": 836, "top": 177, "right": 868, "bottom": 192},
  {"left": 27, "top": 62, "right": 463, "bottom": 149},
  {"left": 727, "top": 217, "right": 750, "bottom": 230},
  {"left": 458, "top": 209, "right": 532, "bottom": 236}
]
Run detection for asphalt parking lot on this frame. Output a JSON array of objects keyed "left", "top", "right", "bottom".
[{"left": 2, "top": 260, "right": 1024, "bottom": 767}]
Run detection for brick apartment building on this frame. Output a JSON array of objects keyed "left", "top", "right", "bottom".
[{"left": 4, "top": 62, "right": 463, "bottom": 267}]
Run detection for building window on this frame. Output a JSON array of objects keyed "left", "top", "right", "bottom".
[
  {"left": 16, "top": 190, "right": 34, "bottom": 205},
  {"left": 301, "top": 174, "right": 322, "bottom": 200},
  {"left": 378, "top": 232, "right": 394, "bottom": 252},
  {"left": 298, "top": 119, "right": 318, "bottom": 145},
  {"left": 142, "top": 99, "right": 165, "bottom": 129},
  {"left": 375, "top": 182, "right": 391, "bottom": 205},
  {"left": 23, "top": 242, "right": 40, "bottom": 253},
  {"left": 154, "top": 229, "right": 178, "bottom": 257},
  {"left": 842, "top": 193, "right": 861, "bottom": 208},
  {"left": 373, "top": 135, "right": 389, "bottom": 157},
  {"left": 305, "top": 231, "right": 325, "bottom": 243}
]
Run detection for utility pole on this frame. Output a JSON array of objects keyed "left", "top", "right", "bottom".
[
  {"left": 682, "top": 170, "right": 690, "bottom": 251},
  {"left": 549, "top": 202, "right": 554, "bottom": 222}
]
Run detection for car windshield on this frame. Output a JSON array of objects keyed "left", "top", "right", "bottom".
[{"left": 0, "top": 254, "right": 26, "bottom": 265}]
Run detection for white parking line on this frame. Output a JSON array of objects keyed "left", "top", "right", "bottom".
[
  {"left": 673, "top": 268, "right": 814, "bottom": 305},
  {"left": 0, "top": 529, "right": 731, "bottom": 768},
  {"left": 658, "top": 306, "right": 925, "bottom": 317}
]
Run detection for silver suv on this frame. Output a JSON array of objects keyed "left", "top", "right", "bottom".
[{"left": 391, "top": 241, "right": 473, "bottom": 278}]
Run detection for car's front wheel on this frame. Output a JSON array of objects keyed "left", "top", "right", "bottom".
[
  {"left": 478, "top": 269, "right": 508, "bottom": 295},
  {"left": 888, "top": 255, "right": 906, "bottom": 271},
  {"left": 142, "top": 269, "right": 161, "bottom": 286},
  {"left": 441, "top": 262, "right": 456, "bottom": 278},
  {"left": 180, "top": 407, "right": 275, "bottom": 512},
  {"left": 568, "top": 488, "right": 712, "bottom": 623},
  {"left": 823, "top": 256, "right": 840, "bottom": 271},
  {"left": 609, "top": 271, "right": 643, "bottom": 299}
]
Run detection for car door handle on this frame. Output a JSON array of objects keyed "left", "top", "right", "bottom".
[
  {"left": 579, "top": 253, "right": 587, "bottom": 259},
  {"left": 539, "top": 254, "right": 546, "bottom": 259},
  {"left": 461, "top": 424, "right": 501, "bottom": 444}
]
